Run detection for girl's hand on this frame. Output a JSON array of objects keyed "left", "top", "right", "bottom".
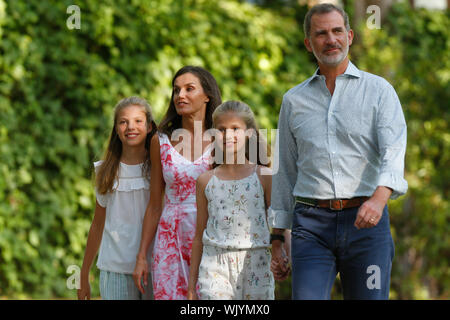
[
  {"left": 133, "top": 257, "right": 149, "bottom": 295},
  {"left": 77, "top": 279, "right": 91, "bottom": 300},
  {"left": 187, "top": 289, "right": 198, "bottom": 300},
  {"left": 271, "top": 242, "right": 290, "bottom": 281}
]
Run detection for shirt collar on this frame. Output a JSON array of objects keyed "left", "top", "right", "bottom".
[
  {"left": 343, "top": 61, "right": 361, "bottom": 78},
  {"left": 309, "top": 60, "right": 361, "bottom": 83}
]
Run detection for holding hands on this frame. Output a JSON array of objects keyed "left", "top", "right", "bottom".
[{"left": 270, "top": 230, "right": 291, "bottom": 281}]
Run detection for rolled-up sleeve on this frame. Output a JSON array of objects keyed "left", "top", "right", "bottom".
[
  {"left": 269, "top": 96, "right": 298, "bottom": 229},
  {"left": 376, "top": 83, "right": 408, "bottom": 199}
]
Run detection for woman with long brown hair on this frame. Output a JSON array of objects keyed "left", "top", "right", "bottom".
[{"left": 133, "top": 66, "right": 222, "bottom": 300}]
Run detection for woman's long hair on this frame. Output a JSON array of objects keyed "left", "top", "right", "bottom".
[
  {"left": 211, "top": 100, "right": 271, "bottom": 169},
  {"left": 158, "top": 66, "right": 222, "bottom": 136},
  {"left": 96, "top": 96, "right": 157, "bottom": 194}
]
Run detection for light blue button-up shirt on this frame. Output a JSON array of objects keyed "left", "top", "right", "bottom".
[{"left": 269, "top": 61, "right": 408, "bottom": 229}]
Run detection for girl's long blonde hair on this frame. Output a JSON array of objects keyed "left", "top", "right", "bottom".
[
  {"left": 211, "top": 100, "right": 270, "bottom": 169},
  {"left": 96, "top": 96, "right": 157, "bottom": 194}
]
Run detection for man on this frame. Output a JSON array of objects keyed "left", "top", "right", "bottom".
[{"left": 269, "top": 3, "right": 407, "bottom": 300}]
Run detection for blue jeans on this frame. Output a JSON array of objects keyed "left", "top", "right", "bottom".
[{"left": 291, "top": 203, "right": 394, "bottom": 300}]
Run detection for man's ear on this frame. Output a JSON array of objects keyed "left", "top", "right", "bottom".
[
  {"left": 304, "top": 37, "right": 313, "bottom": 53},
  {"left": 348, "top": 29, "right": 354, "bottom": 46}
]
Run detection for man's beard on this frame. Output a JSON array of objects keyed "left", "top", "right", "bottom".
[{"left": 312, "top": 43, "right": 349, "bottom": 67}]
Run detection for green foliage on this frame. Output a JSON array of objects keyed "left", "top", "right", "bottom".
[
  {"left": 0, "top": 0, "right": 448, "bottom": 299},
  {"left": 0, "top": 0, "right": 310, "bottom": 298},
  {"left": 354, "top": 2, "right": 449, "bottom": 299}
]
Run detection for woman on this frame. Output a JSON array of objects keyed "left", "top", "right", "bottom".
[{"left": 133, "top": 66, "right": 222, "bottom": 299}]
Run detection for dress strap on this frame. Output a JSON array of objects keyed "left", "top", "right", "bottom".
[
  {"left": 158, "top": 132, "right": 167, "bottom": 145},
  {"left": 211, "top": 167, "right": 218, "bottom": 189},
  {"left": 253, "top": 164, "right": 264, "bottom": 193}
]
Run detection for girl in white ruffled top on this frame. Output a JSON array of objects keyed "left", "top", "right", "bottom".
[
  {"left": 78, "top": 97, "right": 157, "bottom": 300},
  {"left": 188, "top": 101, "right": 275, "bottom": 300}
]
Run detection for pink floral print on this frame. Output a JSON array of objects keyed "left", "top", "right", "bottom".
[{"left": 151, "top": 133, "right": 211, "bottom": 300}]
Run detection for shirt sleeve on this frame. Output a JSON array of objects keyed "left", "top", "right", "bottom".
[
  {"left": 376, "top": 83, "right": 408, "bottom": 199},
  {"left": 269, "top": 95, "right": 298, "bottom": 229},
  {"left": 95, "top": 188, "right": 108, "bottom": 208},
  {"left": 94, "top": 161, "right": 108, "bottom": 208}
]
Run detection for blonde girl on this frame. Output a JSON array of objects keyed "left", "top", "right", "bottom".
[
  {"left": 188, "top": 100, "right": 275, "bottom": 300},
  {"left": 78, "top": 96, "right": 156, "bottom": 300}
]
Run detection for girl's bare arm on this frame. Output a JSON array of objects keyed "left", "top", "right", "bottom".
[{"left": 187, "top": 171, "right": 212, "bottom": 299}]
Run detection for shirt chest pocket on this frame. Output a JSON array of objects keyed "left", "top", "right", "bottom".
[
  {"left": 291, "top": 113, "right": 328, "bottom": 139},
  {"left": 333, "top": 101, "right": 377, "bottom": 138}
]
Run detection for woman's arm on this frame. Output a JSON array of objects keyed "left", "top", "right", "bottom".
[
  {"left": 187, "top": 171, "right": 211, "bottom": 300},
  {"left": 133, "top": 134, "right": 165, "bottom": 294},
  {"left": 78, "top": 200, "right": 106, "bottom": 300}
]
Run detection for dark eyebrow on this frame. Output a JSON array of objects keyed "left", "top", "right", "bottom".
[
  {"left": 174, "top": 82, "right": 197, "bottom": 88},
  {"left": 314, "top": 29, "right": 327, "bottom": 35},
  {"left": 314, "top": 27, "right": 345, "bottom": 36}
]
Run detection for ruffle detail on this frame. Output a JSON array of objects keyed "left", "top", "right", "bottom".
[
  {"left": 93, "top": 160, "right": 150, "bottom": 192},
  {"left": 94, "top": 160, "right": 103, "bottom": 173},
  {"left": 112, "top": 177, "right": 150, "bottom": 192}
]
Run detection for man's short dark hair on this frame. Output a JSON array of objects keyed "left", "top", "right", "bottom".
[{"left": 303, "top": 3, "right": 351, "bottom": 39}]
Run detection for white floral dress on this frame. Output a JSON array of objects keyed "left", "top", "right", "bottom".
[{"left": 198, "top": 166, "right": 274, "bottom": 300}]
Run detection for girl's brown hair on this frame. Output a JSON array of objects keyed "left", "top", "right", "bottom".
[
  {"left": 96, "top": 96, "right": 157, "bottom": 194},
  {"left": 158, "top": 66, "right": 222, "bottom": 136},
  {"left": 211, "top": 100, "right": 271, "bottom": 169}
]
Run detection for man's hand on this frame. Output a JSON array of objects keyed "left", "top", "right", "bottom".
[
  {"left": 354, "top": 186, "right": 392, "bottom": 229},
  {"left": 271, "top": 242, "right": 290, "bottom": 281},
  {"left": 270, "top": 230, "right": 291, "bottom": 281}
]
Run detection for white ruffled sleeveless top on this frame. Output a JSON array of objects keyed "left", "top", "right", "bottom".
[{"left": 94, "top": 161, "right": 151, "bottom": 274}]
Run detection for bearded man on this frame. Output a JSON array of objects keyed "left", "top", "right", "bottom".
[{"left": 269, "top": 3, "right": 408, "bottom": 300}]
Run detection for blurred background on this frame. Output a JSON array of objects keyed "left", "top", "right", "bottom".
[{"left": 0, "top": 0, "right": 448, "bottom": 299}]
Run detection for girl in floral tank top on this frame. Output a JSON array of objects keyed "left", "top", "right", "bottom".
[{"left": 188, "top": 101, "right": 275, "bottom": 300}]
